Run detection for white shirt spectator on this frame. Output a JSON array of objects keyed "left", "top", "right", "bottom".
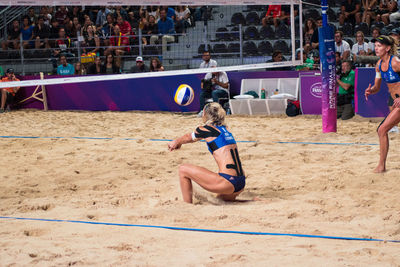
[
  {"left": 335, "top": 40, "right": 350, "bottom": 56},
  {"left": 199, "top": 59, "right": 217, "bottom": 68},
  {"left": 204, "top": 71, "right": 229, "bottom": 93},
  {"left": 352, "top": 42, "right": 369, "bottom": 55}
]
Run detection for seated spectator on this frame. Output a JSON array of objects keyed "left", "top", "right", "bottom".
[
  {"left": 74, "top": 62, "right": 86, "bottom": 75},
  {"left": 88, "top": 56, "right": 103, "bottom": 74},
  {"left": 144, "top": 15, "right": 158, "bottom": 46},
  {"left": 266, "top": 50, "right": 291, "bottom": 70},
  {"left": 20, "top": 16, "right": 34, "bottom": 49},
  {"left": 102, "top": 53, "right": 120, "bottom": 74},
  {"left": 49, "top": 18, "right": 61, "bottom": 46},
  {"left": 309, "top": 49, "right": 320, "bottom": 70},
  {"left": 336, "top": 60, "right": 355, "bottom": 120},
  {"left": 96, "top": 6, "right": 111, "bottom": 27},
  {"left": 352, "top": 31, "right": 370, "bottom": 58},
  {"left": 70, "top": 16, "right": 82, "bottom": 39},
  {"left": 150, "top": 57, "right": 165, "bottom": 71},
  {"left": 51, "top": 27, "right": 74, "bottom": 68},
  {"left": 0, "top": 68, "right": 20, "bottom": 113},
  {"left": 105, "top": 24, "right": 130, "bottom": 68},
  {"left": 334, "top": 30, "right": 351, "bottom": 61},
  {"left": 81, "top": 16, "right": 94, "bottom": 39},
  {"left": 68, "top": 6, "right": 84, "bottom": 25},
  {"left": 1, "top": 20, "right": 21, "bottom": 51},
  {"left": 39, "top": 6, "right": 52, "bottom": 25},
  {"left": 153, "top": 8, "right": 176, "bottom": 54},
  {"left": 127, "top": 11, "right": 139, "bottom": 30},
  {"left": 389, "top": 0, "right": 400, "bottom": 23},
  {"left": 131, "top": 56, "right": 150, "bottom": 72},
  {"left": 55, "top": 6, "right": 68, "bottom": 26},
  {"left": 146, "top": 6, "right": 160, "bottom": 22},
  {"left": 163, "top": 6, "right": 176, "bottom": 20},
  {"left": 304, "top": 18, "right": 317, "bottom": 54},
  {"left": 381, "top": 0, "right": 398, "bottom": 25},
  {"left": 57, "top": 55, "right": 75, "bottom": 75},
  {"left": 83, "top": 25, "right": 100, "bottom": 55},
  {"left": 33, "top": 16, "right": 51, "bottom": 49},
  {"left": 199, "top": 50, "right": 217, "bottom": 68},
  {"left": 99, "top": 14, "right": 115, "bottom": 46},
  {"left": 175, "top": 6, "right": 191, "bottom": 34},
  {"left": 368, "top": 27, "right": 380, "bottom": 55},
  {"left": 295, "top": 49, "right": 314, "bottom": 71},
  {"left": 262, "top": 5, "right": 289, "bottom": 28},
  {"left": 114, "top": 6, "right": 128, "bottom": 21},
  {"left": 339, "top": 0, "right": 361, "bottom": 26},
  {"left": 116, "top": 15, "right": 132, "bottom": 36},
  {"left": 311, "top": 17, "right": 322, "bottom": 50},
  {"left": 198, "top": 61, "right": 229, "bottom": 116},
  {"left": 361, "top": 0, "right": 378, "bottom": 26}
]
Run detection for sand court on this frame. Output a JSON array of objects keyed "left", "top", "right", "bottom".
[{"left": 1, "top": 110, "right": 400, "bottom": 266}]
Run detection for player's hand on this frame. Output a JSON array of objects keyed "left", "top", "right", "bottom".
[
  {"left": 168, "top": 140, "right": 181, "bottom": 151},
  {"left": 393, "top": 97, "right": 400, "bottom": 108},
  {"left": 365, "top": 83, "right": 373, "bottom": 101}
]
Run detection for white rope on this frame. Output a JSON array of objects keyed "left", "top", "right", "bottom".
[{"left": 0, "top": 60, "right": 302, "bottom": 89}]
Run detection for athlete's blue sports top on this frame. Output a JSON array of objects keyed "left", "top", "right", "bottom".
[{"left": 379, "top": 55, "right": 400, "bottom": 83}]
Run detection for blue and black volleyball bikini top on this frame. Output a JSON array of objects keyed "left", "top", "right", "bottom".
[
  {"left": 379, "top": 55, "right": 400, "bottom": 83},
  {"left": 194, "top": 125, "right": 236, "bottom": 153}
]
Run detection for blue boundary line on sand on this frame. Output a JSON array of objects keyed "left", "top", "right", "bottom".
[
  {"left": 0, "top": 135, "right": 379, "bottom": 146},
  {"left": 0, "top": 216, "right": 399, "bottom": 243}
]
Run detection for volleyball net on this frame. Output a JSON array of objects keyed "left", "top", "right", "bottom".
[{"left": 0, "top": 1, "right": 303, "bottom": 89}]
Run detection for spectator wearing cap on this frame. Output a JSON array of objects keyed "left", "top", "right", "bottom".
[
  {"left": 57, "top": 55, "right": 75, "bottom": 75},
  {"left": 0, "top": 68, "right": 20, "bottom": 113},
  {"left": 198, "top": 61, "right": 230, "bottom": 116},
  {"left": 335, "top": 30, "right": 351, "bottom": 60},
  {"left": 130, "top": 56, "right": 149, "bottom": 73},
  {"left": 1, "top": 19, "right": 21, "bottom": 50}
]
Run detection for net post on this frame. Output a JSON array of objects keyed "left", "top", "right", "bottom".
[
  {"left": 18, "top": 72, "right": 48, "bottom": 111},
  {"left": 19, "top": 32, "right": 25, "bottom": 76}
]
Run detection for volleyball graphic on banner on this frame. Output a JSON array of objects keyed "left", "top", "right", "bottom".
[{"left": 174, "top": 84, "right": 194, "bottom": 106}]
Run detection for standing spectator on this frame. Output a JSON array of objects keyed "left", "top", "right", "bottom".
[
  {"left": 155, "top": 8, "right": 176, "bottom": 54},
  {"left": 116, "top": 15, "right": 132, "bottom": 36},
  {"left": 55, "top": 6, "right": 68, "bottom": 26},
  {"left": 102, "top": 53, "right": 120, "bottom": 74},
  {"left": 99, "top": 14, "right": 115, "bottom": 46},
  {"left": 27, "top": 7, "right": 38, "bottom": 24},
  {"left": 336, "top": 60, "right": 355, "bottom": 120},
  {"left": 131, "top": 56, "right": 150, "bottom": 73},
  {"left": 83, "top": 25, "right": 100, "bottom": 55},
  {"left": 352, "top": 31, "right": 370, "bottom": 58},
  {"left": 304, "top": 18, "right": 317, "bottom": 54},
  {"left": 57, "top": 55, "right": 75, "bottom": 75},
  {"left": 175, "top": 6, "right": 191, "bottom": 34},
  {"left": 74, "top": 62, "right": 86, "bottom": 75},
  {"left": 150, "top": 57, "right": 165, "bottom": 71},
  {"left": 368, "top": 27, "right": 380, "bottom": 55},
  {"left": 339, "top": 0, "right": 362, "bottom": 26},
  {"left": 88, "top": 56, "right": 103, "bottom": 74},
  {"left": 105, "top": 24, "right": 129, "bottom": 68},
  {"left": 1, "top": 20, "right": 20, "bottom": 51},
  {"left": 311, "top": 17, "right": 323, "bottom": 50},
  {"left": 334, "top": 30, "right": 351, "bottom": 60},
  {"left": 33, "top": 16, "right": 51, "bottom": 49},
  {"left": 21, "top": 16, "right": 35, "bottom": 49},
  {"left": 0, "top": 68, "right": 20, "bottom": 113},
  {"left": 96, "top": 6, "right": 111, "bottom": 27}
]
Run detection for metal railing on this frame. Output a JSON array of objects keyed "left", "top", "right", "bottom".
[{"left": 0, "top": 6, "right": 31, "bottom": 39}]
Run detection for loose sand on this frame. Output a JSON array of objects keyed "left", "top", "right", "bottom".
[{"left": 0, "top": 110, "right": 399, "bottom": 266}]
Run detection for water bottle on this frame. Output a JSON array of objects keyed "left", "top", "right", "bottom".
[
  {"left": 274, "top": 88, "right": 279, "bottom": 95},
  {"left": 261, "top": 88, "right": 266, "bottom": 99}
]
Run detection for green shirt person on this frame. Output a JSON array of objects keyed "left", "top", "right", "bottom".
[
  {"left": 0, "top": 66, "right": 4, "bottom": 77},
  {"left": 336, "top": 60, "right": 355, "bottom": 120}
]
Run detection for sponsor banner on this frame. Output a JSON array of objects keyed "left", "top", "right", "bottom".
[
  {"left": 299, "top": 72, "right": 322, "bottom": 115},
  {"left": 319, "top": 24, "right": 336, "bottom": 133},
  {"left": 355, "top": 68, "right": 390, "bottom": 117},
  {"left": 17, "top": 71, "right": 299, "bottom": 112}
]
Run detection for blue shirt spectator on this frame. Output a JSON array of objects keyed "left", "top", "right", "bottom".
[
  {"left": 57, "top": 55, "right": 75, "bottom": 75},
  {"left": 167, "top": 7, "right": 175, "bottom": 19},
  {"left": 158, "top": 9, "right": 175, "bottom": 34},
  {"left": 96, "top": 7, "right": 111, "bottom": 27}
]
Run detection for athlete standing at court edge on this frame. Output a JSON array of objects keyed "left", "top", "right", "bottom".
[
  {"left": 365, "top": 35, "right": 400, "bottom": 173},
  {"left": 168, "top": 102, "right": 245, "bottom": 203}
]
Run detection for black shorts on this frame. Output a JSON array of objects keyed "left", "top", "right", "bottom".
[{"left": 1, "top": 91, "right": 15, "bottom": 105}]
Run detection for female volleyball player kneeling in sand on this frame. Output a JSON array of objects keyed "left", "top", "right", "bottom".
[
  {"left": 365, "top": 35, "right": 400, "bottom": 173},
  {"left": 168, "top": 102, "right": 245, "bottom": 203}
]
